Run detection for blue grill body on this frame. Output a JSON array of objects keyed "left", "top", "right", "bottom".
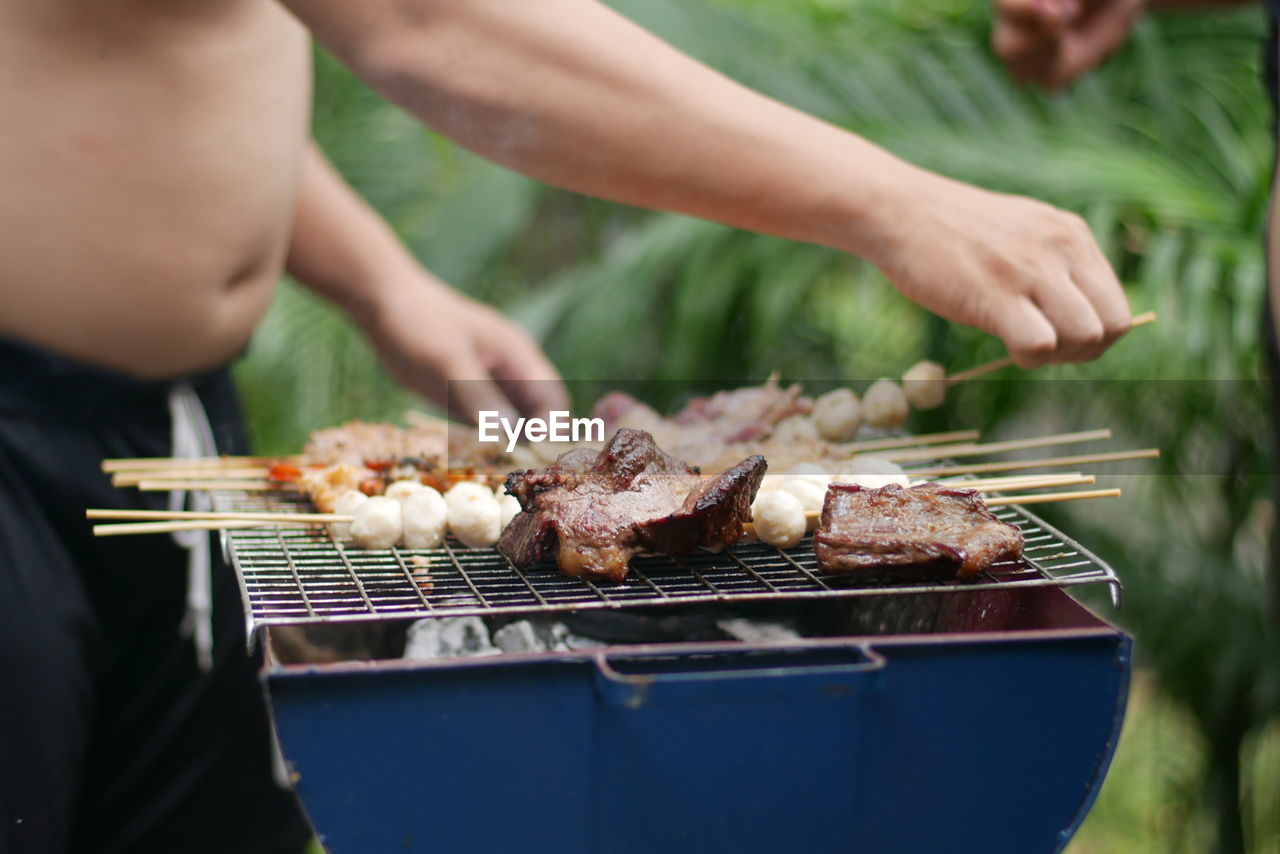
[{"left": 265, "top": 586, "right": 1129, "bottom": 854}]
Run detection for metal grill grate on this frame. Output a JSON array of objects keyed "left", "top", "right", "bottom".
[{"left": 216, "top": 490, "right": 1123, "bottom": 641}]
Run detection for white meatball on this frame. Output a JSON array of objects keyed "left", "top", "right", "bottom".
[
  {"left": 401, "top": 487, "right": 448, "bottom": 549},
  {"left": 902, "top": 360, "right": 947, "bottom": 410},
  {"left": 777, "top": 477, "right": 826, "bottom": 514},
  {"left": 384, "top": 480, "right": 428, "bottom": 502},
  {"left": 862, "top": 379, "right": 909, "bottom": 430},
  {"left": 771, "top": 414, "right": 820, "bottom": 444},
  {"left": 833, "top": 456, "right": 910, "bottom": 489},
  {"left": 446, "top": 481, "right": 494, "bottom": 506},
  {"left": 787, "top": 463, "right": 832, "bottom": 488},
  {"left": 497, "top": 493, "right": 523, "bottom": 529},
  {"left": 812, "top": 388, "right": 862, "bottom": 442},
  {"left": 841, "top": 456, "right": 906, "bottom": 476},
  {"left": 750, "top": 491, "right": 807, "bottom": 549},
  {"left": 448, "top": 488, "right": 503, "bottom": 548},
  {"left": 349, "top": 496, "right": 403, "bottom": 550},
  {"left": 330, "top": 489, "right": 368, "bottom": 541}
]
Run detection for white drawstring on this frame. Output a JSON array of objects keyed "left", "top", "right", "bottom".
[{"left": 167, "top": 382, "right": 218, "bottom": 671}]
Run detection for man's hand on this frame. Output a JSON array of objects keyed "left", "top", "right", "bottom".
[
  {"left": 872, "top": 172, "right": 1131, "bottom": 368},
  {"left": 993, "top": 0, "right": 1145, "bottom": 91},
  {"left": 286, "top": 142, "right": 568, "bottom": 423},
  {"left": 362, "top": 275, "right": 569, "bottom": 424}
]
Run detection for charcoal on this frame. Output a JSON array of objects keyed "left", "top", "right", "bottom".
[{"left": 404, "top": 617, "right": 500, "bottom": 660}]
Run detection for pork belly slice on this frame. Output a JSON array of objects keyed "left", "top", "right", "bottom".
[
  {"left": 814, "top": 483, "right": 1023, "bottom": 579},
  {"left": 499, "top": 429, "right": 767, "bottom": 582}
]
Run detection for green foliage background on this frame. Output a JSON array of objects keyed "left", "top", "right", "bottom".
[{"left": 237, "top": 1, "right": 1280, "bottom": 851}]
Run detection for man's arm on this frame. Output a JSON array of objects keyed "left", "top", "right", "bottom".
[
  {"left": 994, "top": 0, "right": 1255, "bottom": 91},
  {"left": 287, "top": 141, "right": 568, "bottom": 421},
  {"left": 280, "top": 0, "right": 1133, "bottom": 368}
]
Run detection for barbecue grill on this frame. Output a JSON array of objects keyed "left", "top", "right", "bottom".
[{"left": 218, "top": 490, "right": 1130, "bottom": 854}]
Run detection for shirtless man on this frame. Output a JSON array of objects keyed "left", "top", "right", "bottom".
[{"left": 0, "top": 2, "right": 1132, "bottom": 853}]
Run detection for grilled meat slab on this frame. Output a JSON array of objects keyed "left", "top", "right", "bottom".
[
  {"left": 499, "top": 429, "right": 766, "bottom": 582},
  {"left": 814, "top": 483, "right": 1023, "bottom": 579}
]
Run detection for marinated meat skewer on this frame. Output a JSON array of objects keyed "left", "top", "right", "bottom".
[{"left": 499, "top": 429, "right": 767, "bottom": 582}]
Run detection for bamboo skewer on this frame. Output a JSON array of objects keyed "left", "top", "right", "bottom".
[
  {"left": 947, "top": 474, "right": 1094, "bottom": 492},
  {"left": 875, "top": 442, "right": 981, "bottom": 463},
  {"left": 90, "top": 483, "right": 1119, "bottom": 538},
  {"left": 908, "top": 448, "right": 1159, "bottom": 478},
  {"left": 97, "top": 474, "right": 1092, "bottom": 529},
  {"left": 102, "top": 427, "right": 991, "bottom": 481},
  {"left": 879, "top": 428, "right": 1110, "bottom": 463},
  {"left": 112, "top": 467, "right": 272, "bottom": 486},
  {"left": 984, "top": 488, "right": 1120, "bottom": 507},
  {"left": 93, "top": 520, "right": 311, "bottom": 537},
  {"left": 120, "top": 440, "right": 1128, "bottom": 494},
  {"left": 101, "top": 455, "right": 303, "bottom": 474},
  {"left": 100, "top": 423, "right": 1101, "bottom": 480},
  {"left": 91, "top": 509, "right": 352, "bottom": 536},
  {"left": 99, "top": 426, "right": 1004, "bottom": 490},
  {"left": 135, "top": 480, "right": 287, "bottom": 492},
  {"left": 835, "top": 429, "right": 981, "bottom": 453},
  {"left": 945, "top": 359, "right": 1015, "bottom": 386},
  {"left": 946, "top": 311, "right": 1157, "bottom": 386},
  {"left": 86, "top": 509, "right": 350, "bottom": 523},
  {"left": 120, "top": 468, "right": 1082, "bottom": 493},
  {"left": 936, "top": 471, "right": 1083, "bottom": 488}
]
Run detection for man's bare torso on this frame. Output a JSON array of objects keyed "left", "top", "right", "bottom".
[{"left": 0, "top": 0, "right": 310, "bottom": 378}]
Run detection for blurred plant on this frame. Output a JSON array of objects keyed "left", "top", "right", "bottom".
[{"left": 235, "top": 1, "right": 1279, "bottom": 849}]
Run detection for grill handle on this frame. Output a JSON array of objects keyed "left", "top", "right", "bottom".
[{"left": 591, "top": 644, "right": 886, "bottom": 709}]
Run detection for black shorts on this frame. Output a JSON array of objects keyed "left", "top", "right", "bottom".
[{"left": 0, "top": 338, "right": 313, "bottom": 854}]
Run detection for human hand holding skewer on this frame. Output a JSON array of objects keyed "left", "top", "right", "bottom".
[
  {"left": 811, "top": 312, "right": 1156, "bottom": 438},
  {"left": 946, "top": 310, "right": 1156, "bottom": 385}
]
